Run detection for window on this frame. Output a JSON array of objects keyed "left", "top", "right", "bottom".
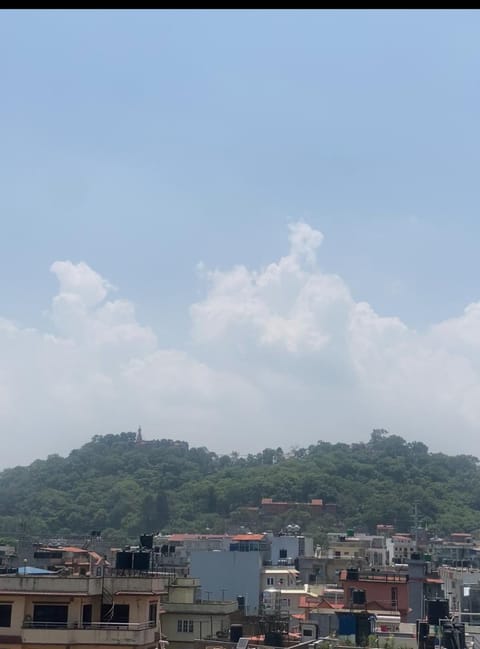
[
  {"left": 279, "top": 549, "right": 287, "bottom": 559},
  {"left": 149, "top": 603, "right": 157, "bottom": 624},
  {"left": 33, "top": 604, "right": 68, "bottom": 628},
  {"left": 391, "top": 587, "right": 398, "bottom": 609},
  {"left": 82, "top": 604, "right": 92, "bottom": 625},
  {"left": 101, "top": 604, "right": 129, "bottom": 624},
  {"left": 267, "top": 577, "right": 274, "bottom": 586},
  {"left": 177, "top": 619, "right": 194, "bottom": 633},
  {"left": 0, "top": 604, "right": 12, "bottom": 627}
]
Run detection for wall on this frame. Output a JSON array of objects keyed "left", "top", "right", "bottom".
[
  {"left": 270, "top": 536, "right": 314, "bottom": 564},
  {"left": 190, "top": 551, "right": 262, "bottom": 616},
  {"left": 162, "top": 612, "right": 232, "bottom": 649}
]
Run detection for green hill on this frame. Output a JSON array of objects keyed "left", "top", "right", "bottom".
[{"left": 0, "top": 429, "right": 479, "bottom": 543}]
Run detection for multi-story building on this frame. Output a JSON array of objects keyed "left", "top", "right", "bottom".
[
  {"left": 269, "top": 534, "right": 314, "bottom": 566},
  {"left": 391, "top": 535, "right": 417, "bottom": 564},
  {"left": 0, "top": 569, "right": 168, "bottom": 649},
  {"left": 261, "top": 567, "right": 299, "bottom": 590},
  {"left": 431, "top": 533, "right": 480, "bottom": 568},
  {"left": 190, "top": 534, "right": 270, "bottom": 616},
  {"left": 339, "top": 558, "right": 443, "bottom": 623},
  {"left": 161, "top": 577, "right": 237, "bottom": 649},
  {"left": 439, "top": 565, "right": 480, "bottom": 624},
  {"left": 323, "top": 532, "right": 390, "bottom": 567}
]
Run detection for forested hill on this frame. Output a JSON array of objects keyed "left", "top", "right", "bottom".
[{"left": 0, "top": 430, "right": 479, "bottom": 543}]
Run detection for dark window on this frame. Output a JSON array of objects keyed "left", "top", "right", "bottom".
[
  {"left": 82, "top": 604, "right": 92, "bottom": 625},
  {"left": 149, "top": 603, "right": 157, "bottom": 624},
  {"left": 391, "top": 587, "right": 398, "bottom": 608},
  {"left": 279, "top": 549, "right": 288, "bottom": 559},
  {"left": 0, "top": 604, "right": 12, "bottom": 627},
  {"left": 101, "top": 604, "right": 129, "bottom": 624},
  {"left": 33, "top": 550, "right": 62, "bottom": 559},
  {"left": 177, "top": 619, "right": 182, "bottom": 632},
  {"left": 33, "top": 604, "right": 68, "bottom": 628},
  {"left": 303, "top": 629, "right": 313, "bottom": 637}
]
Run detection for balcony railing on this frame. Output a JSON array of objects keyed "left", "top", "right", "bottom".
[
  {"left": 21, "top": 621, "right": 157, "bottom": 646},
  {"left": 23, "top": 621, "right": 155, "bottom": 630}
]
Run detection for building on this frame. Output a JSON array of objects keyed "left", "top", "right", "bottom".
[
  {"left": 260, "top": 499, "right": 336, "bottom": 517},
  {"left": 322, "top": 532, "right": 390, "bottom": 567},
  {"left": 391, "top": 535, "right": 417, "bottom": 564},
  {"left": 161, "top": 577, "right": 237, "bottom": 649},
  {"left": 151, "top": 534, "right": 233, "bottom": 577},
  {"left": 0, "top": 569, "right": 168, "bottom": 649},
  {"left": 339, "top": 558, "right": 443, "bottom": 623},
  {"left": 439, "top": 565, "right": 480, "bottom": 625},
  {"left": 431, "top": 533, "right": 480, "bottom": 568},
  {"left": 269, "top": 534, "right": 314, "bottom": 566},
  {"left": 261, "top": 567, "right": 299, "bottom": 590},
  {"left": 340, "top": 566, "right": 409, "bottom": 621},
  {"left": 25, "top": 545, "right": 107, "bottom": 576},
  {"left": 297, "top": 554, "right": 367, "bottom": 586},
  {"left": 0, "top": 547, "right": 15, "bottom": 572},
  {"left": 189, "top": 534, "right": 269, "bottom": 616}
]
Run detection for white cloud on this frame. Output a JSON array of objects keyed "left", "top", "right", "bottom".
[{"left": 2, "top": 222, "right": 480, "bottom": 468}]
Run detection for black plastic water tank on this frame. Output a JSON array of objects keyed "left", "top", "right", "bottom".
[
  {"left": 264, "top": 631, "right": 283, "bottom": 647},
  {"left": 230, "top": 625, "right": 243, "bottom": 643}
]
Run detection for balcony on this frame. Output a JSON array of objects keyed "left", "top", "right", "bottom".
[
  {"left": 22, "top": 621, "right": 157, "bottom": 645},
  {"left": 0, "top": 575, "right": 103, "bottom": 595}
]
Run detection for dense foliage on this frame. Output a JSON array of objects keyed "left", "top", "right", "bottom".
[{"left": 0, "top": 429, "right": 479, "bottom": 543}]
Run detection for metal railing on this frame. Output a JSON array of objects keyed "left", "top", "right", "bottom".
[{"left": 23, "top": 621, "right": 156, "bottom": 631}]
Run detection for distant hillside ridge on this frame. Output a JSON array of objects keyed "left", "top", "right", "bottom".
[{"left": 0, "top": 429, "right": 479, "bottom": 542}]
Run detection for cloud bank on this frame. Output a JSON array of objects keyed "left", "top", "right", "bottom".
[{"left": 1, "top": 222, "right": 479, "bottom": 468}]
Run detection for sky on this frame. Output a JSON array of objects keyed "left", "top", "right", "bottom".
[{"left": 1, "top": 9, "right": 480, "bottom": 468}]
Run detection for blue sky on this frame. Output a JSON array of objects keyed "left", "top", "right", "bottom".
[{"left": 1, "top": 10, "right": 480, "bottom": 466}]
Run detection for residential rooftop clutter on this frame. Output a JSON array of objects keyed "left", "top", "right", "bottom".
[
  {"left": 8, "top": 525, "right": 480, "bottom": 649},
  {"left": 0, "top": 562, "right": 169, "bottom": 649}
]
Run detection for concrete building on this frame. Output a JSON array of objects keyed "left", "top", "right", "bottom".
[
  {"left": 297, "top": 554, "right": 367, "bottom": 586},
  {"left": 0, "top": 570, "right": 168, "bottom": 649},
  {"left": 261, "top": 567, "right": 299, "bottom": 590},
  {"left": 22, "top": 545, "right": 108, "bottom": 576},
  {"left": 162, "top": 577, "right": 237, "bottom": 649},
  {"left": 190, "top": 535, "right": 269, "bottom": 616},
  {"left": 439, "top": 565, "right": 480, "bottom": 625},
  {"left": 339, "top": 559, "right": 443, "bottom": 623},
  {"left": 322, "top": 532, "right": 390, "bottom": 567},
  {"left": 340, "top": 566, "right": 409, "bottom": 621},
  {"left": 392, "top": 535, "right": 417, "bottom": 564},
  {"left": 431, "top": 533, "right": 480, "bottom": 568},
  {"left": 269, "top": 534, "right": 314, "bottom": 566}
]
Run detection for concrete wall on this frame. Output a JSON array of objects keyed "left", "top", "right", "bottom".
[
  {"left": 163, "top": 612, "right": 231, "bottom": 649},
  {"left": 190, "top": 551, "right": 262, "bottom": 616},
  {"left": 270, "top": 536, "right": 314, "bottom": 563}
]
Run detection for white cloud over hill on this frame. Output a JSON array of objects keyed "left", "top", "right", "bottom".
[{"left": 1, "top": 222, "right": 479, "bottom": 467}]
